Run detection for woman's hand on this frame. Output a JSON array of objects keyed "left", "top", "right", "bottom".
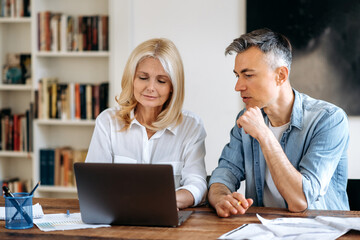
[{"left": 176, "top": 189, "right": 195, "bottom": 209}]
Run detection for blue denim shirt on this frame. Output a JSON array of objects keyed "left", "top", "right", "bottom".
[{"left": 209, "top": 89, "right": 349, "bottom": 210}]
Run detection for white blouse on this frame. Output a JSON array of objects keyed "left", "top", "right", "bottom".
[{"left": 85, "top": 107, "right": 207, "bottom": 206}]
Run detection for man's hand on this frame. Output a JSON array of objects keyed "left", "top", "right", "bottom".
[
  {"left": 208, "top": 183, "right": 253, "bottom": 217},
  {"left": 236, "top": 106, "right": 267, "bottom": 140}
]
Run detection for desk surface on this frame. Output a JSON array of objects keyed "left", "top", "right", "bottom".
[{"left": 1, "top": 198, "right": 360, "bottom": 239}]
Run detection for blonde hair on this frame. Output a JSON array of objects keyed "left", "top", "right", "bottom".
[{"left": 115, "top": 38, "right": 184, "bottom": 131}]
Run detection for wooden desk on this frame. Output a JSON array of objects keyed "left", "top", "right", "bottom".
[{"left": 1, "top": 198, "right": 360, "bottom": 239}]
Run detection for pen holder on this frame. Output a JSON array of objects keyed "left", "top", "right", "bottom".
[{"left": 4, "top": 193, "right": 33, "bottom": 229}]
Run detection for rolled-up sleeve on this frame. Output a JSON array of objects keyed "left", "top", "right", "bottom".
[{"left": 209, "top": 112, "right": 246, "bottom": 193}]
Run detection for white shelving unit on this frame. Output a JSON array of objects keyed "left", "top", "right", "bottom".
[
  {"left": 0, "top": 84, "right": 33, "bottom": 91},
  {"left": 0, "top": 13, "right": 33, "bottom": 187},
  {"left": 35, "top": 52, "right": 110, "bottom": 57},
  {"left": 0, "top": 17, "right": 31, "bottom": 23},
  {"left": 31, "top": 0, "right": 110, "bottom": 198}
]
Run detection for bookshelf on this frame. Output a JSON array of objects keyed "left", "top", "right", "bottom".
[
  {"left": 0, "top": 3, "right": 33, "bottom": 192},
  {"left": 31, "top": 0, "right": 110, "bottom": 198},
  {"left": 1, "top": 0, "right": 112, "bottom": 198},
  {"left": 0, "top": 18, "right": 31, "bottom": 23}
]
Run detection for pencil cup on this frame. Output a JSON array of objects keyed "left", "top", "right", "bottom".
[{"left": 4, "top": 193, "right": 33, "bottom": 229}]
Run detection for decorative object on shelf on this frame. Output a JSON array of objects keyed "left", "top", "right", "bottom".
[{"left": 2, "top": 53, "right": 31, "bottom": 85}]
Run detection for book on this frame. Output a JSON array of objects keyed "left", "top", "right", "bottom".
[
  {"left": 20, "top": 115, "right": 26, "bottom": 151},
  {"left": 36, "top": 80, "right": 108, "bottom": 121},
  {"left": 12, "top": 114, "right": 20, "bottom": 151},
  {"left": 37, "top": 11, "right": 108, "bottom": 52},
  {"left": 29, "top": 103, "right": 34, "bottom": 152},
  {"left": 50, "top": 13, "right": 61, "bottom": 52},
  {"left": 40, "top": 148, "right": 55, "bottom": 185},
  {"left": 92, "top": 84, "right": 100, "bottom": 118},
  {"left": 38, "top": 77, "right": 57, "bottom": 119},
  {"left": 69, "top": 82, "right": 75, "bottom": 120},
  {"left": 99, "top": 82, "right": 109, "bottom": 113},
  {"left": 79, "top": 84, "right": 87, "bottom": 119},
  {"left": 0, "top": 108, "right": 31, "bottom": 152},
  {"left": 61, "top": 148, "right": 72, "bottom": 186},
  {"left": 40, "top": 149, "right": 49, "bottom": 185},
  {"left": 75, "top": 83, "right": 81, "bottom": 119},
  {"left": 86, "top": 84, "right": 92, "bottom": 120},
  {"left": 50, "top": 81, "right": 57, "bottom": 119},
  {"left": 54, "top": 148, "right": 61, "bottom": 186},
  {"left": 0, "top": 108, "right": 11, "bottom": 150},
  {"left": 47, "top": 149, "right": 55, "bottom": 186},
  {"left": 60, "top": 14, "right": 68, "bottom": 52},
  {"left": 0, "top": 0, "right": 30, "bottom": 17}
]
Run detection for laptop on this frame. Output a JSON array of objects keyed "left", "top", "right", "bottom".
[{"left": 74, "top": 162, "right": 193, "bottom": 227}]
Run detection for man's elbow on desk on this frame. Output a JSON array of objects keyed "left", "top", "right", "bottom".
[{"left": 287, "top": 199, "right": 308, "bottom": 213}]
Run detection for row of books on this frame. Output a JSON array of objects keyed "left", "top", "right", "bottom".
[
  {"left": 0, "top": 0, "right": 31, "bottom": 18},
  {"left": 2, "top": 53, "right": 31, "bottom": 84},
  {"left": 0, "top": 106, "right": 33, "bottom": 152},
  {"left": 38, "top": 11, "right": 109, "bottom": 52},
  {"left": 1, "top": 177, "right": 32, "bottom": 193},
  {"left": 35, "top": 78, "right": 109, "bottom": 120},
  {"left": 40, "top": 147, "right": 87, "bottom": 186}
]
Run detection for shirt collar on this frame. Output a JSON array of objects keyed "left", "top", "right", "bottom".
[
  {"left": 129, "top": 109, "right": 178, "bottom": 136},
  {"left": 289, "top": 88, "right": 303, "bottom": 130},
  {"left": 261, "top": 88, "right": 303, "bottom": 131}
]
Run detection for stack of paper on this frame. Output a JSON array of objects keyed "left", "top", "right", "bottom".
[
  {"left": 219, "top": 214, "right": 360, "bottom": 240},
  {"left": 33, "top": 213, "right": 111, "bottom": 232},
  {"left": 0, "top": 203, "right": 44, "bottom": 220}
]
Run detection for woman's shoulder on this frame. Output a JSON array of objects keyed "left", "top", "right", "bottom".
[
  {"left": 181, "top": 109, "right": 204, "bottom": 125},
  {"left": 96, "top": 106, "right": 121, "bottom": 122}
]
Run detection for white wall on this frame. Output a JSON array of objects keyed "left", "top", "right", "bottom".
[
  {"left": 110, "top": 0, "right": 246, "bottom": 175},
  {"left": 109, "top": 0, "right": 360, "bottom": 180}
]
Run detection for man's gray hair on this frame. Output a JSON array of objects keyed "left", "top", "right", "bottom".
[{"left": 225, "top": 28, "right": 292, "bottom": 73}]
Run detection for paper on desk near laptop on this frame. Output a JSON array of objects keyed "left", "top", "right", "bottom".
[
  {"left": 0, "top": 203, "right": 44, "bottom": 220},
  {"left": 33, "top": 212, "right": 110, "bottom": 231},
  {"left": 219, "top": 214, "right": 360, "bottom": 240}
]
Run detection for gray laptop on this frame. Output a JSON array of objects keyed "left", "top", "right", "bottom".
[{"left": 74, "top": 162, "right": 193, "bottom": 227}]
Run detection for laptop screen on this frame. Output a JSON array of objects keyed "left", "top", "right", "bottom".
[{"left": 74, "top": 162, "right": 181, "bottom": 227}]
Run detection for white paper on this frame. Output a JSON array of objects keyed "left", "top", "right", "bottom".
[
  {"left": 33, "top": 212, "right": 111, "bottom": 231},
  {"left": 218, "top": 214, "right": 357, "bottom": 240},
  {"left": 218, "top": 224, "right": 276, "bottom": 240},
  {"left": 0, "top": 203, "right": 44, "bottom": 220},
  {"left": 257, "top": 214, "right": 346, "bottom": 240},
  {"left": 315, "top": 216, "right": 360, "bottom": 232}
]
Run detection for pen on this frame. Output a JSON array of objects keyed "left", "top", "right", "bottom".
[
  {"left": 3, "top": 186, "right": 33, "bottom": 224},
  {"left": 10, "top": 181, "right": 40, "bottom": 221}
]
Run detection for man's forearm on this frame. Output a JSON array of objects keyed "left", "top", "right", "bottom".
[{"left": 259, "top": 130, "right": 308, "bottom": 212}]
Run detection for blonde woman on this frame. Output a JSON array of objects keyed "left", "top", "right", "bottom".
[{"left": 85, "top": 38, "right": 207, "bottom": 209}]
